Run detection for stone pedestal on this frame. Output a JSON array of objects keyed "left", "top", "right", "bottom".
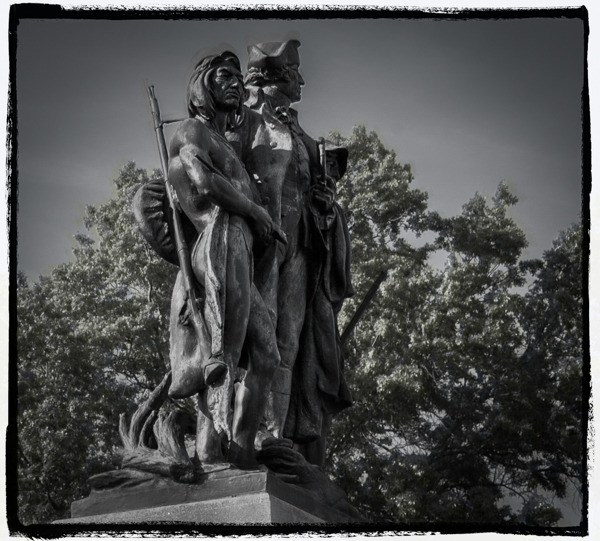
[{"left": 54, "top": 467, "right": 363, "bottom": 525}]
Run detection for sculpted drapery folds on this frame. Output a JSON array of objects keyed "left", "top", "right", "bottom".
[{"left": 287, "top": 142, "right": 354, "bottom": 467}]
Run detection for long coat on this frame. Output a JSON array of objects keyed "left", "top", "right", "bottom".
[
  {"left": 227, "top": 91, "right": 355, "bottom": 443},
  {"left": 285, "top": 201, "right": 355, "bottom": 443}
]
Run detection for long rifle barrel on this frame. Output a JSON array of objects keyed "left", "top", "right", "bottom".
[
  {"left": 146, "top": 85, "right": 213, "bottom": 355},
  {"left": 341, "top": 270, "right": 388, "bottom": 346},
  {"left": 147, "top": 86, "right": 170, "bottom": 178}
]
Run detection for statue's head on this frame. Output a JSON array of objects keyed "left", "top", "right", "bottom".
[
  {"left": 187, "top": 51, "right": 244, "bottom": 121},
  {"left": 245, "top": 40, "right": 304, "bottom": 103}
]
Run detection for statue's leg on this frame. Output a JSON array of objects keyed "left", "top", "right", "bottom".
[
  {"left": 221, "top": 224, "right": 254, "bottom": 466},
  {"left": 194, "top": 390, "right": 225, "bottom": 467},
  {"left": 252, "top": 240, "right": 285, "bottom": 446},
  {"left": 190, "top": 232, "right": 227, "bottom": 386},
  {"left": 229, "top": 284, "right": 281, "bottom": 466},
  {"left": 253, "top": 239, "right": 284, "bottom": 327},
  {"left": 296, "top": 410, "right": 332, "bottom": 469},
  {"left": 266, "top": 240, "right": 307, "bottom": 439}
]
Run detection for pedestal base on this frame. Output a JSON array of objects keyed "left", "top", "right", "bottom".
[{"left": 55, "top": 467, "right": 363, "bottom": 525}]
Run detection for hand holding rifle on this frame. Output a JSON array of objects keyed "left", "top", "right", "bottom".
[{"left": 192, "top": 152, "right": 287, "bottom": 245}]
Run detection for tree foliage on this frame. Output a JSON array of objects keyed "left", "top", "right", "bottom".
[
  {"left": 328, "top": 126, "right": 584, "bottom": 525},
  {"left": 15, "top": 128, "right": 584, "bottom": 527},
  {"left": 17, "top": 163, "right": 176, "bottom": 524}
]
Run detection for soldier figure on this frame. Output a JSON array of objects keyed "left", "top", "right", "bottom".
[
  {"left": 228, "top": 41, "right": 354, "bottom": 464},
  {"left": 291, "top": 141, "right": 354, "bottom": 468}
]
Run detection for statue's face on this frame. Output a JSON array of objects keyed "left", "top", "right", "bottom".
[
  {"left": 210, "top": 65, "right": 244, "bottom": 110},
  {"left": 277, "top": 63, "right": 304, "bottom": 103}
]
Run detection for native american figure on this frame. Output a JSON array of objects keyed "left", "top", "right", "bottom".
[{"left": 132, "top": 51, "right": 281, "bottom": 470}]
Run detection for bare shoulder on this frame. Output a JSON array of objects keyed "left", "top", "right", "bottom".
[{"left": 171, "top": 118, "right": 212, "bottom": 154}]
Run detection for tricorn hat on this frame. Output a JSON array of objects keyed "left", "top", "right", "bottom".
[
  {"left": 325, "top": 141, "right": 349, "bottom": 180},
  {"left": 247, "top": 40, "right": 301, "bottom": 71}
]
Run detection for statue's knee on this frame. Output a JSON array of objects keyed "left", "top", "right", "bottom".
[
  {"left": 277, "top": 341, "right": 299, "bottom": 372},
  {"left": 253, "top": 352, "right": 281, "bottom": 382},
  {"left": 270, "top": 365, "right": 293, "bottom": 394}
]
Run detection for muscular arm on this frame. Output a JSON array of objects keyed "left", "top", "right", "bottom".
[
  {"left": 169, "top": 119, "right": 273, "bottom": 237},
  {"left": 176, "top": 121, "right": 253, "bottom": 217}
]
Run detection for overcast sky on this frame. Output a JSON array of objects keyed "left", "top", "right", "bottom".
[{"left": 14, "top": 14, "right": 585, "bottom": 278}]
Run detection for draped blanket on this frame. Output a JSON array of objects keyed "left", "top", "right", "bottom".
[{"left": 168, "top": 207, "right": 234, "bottom": 439}]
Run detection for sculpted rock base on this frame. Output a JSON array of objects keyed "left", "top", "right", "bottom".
[{"left": 57, "top": 467, "right": 365, "bottom": 525}]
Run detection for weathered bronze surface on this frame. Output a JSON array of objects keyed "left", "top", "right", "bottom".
[
  {"left": 227, "top": 41, "right": 354, "bottom": 469},
  {"left": 119, "top": 41, "right": 357, "bottom": 515}
]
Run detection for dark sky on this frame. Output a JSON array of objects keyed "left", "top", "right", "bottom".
[{"left": 14, "top": 15, "right": 584, "bottom": 278}]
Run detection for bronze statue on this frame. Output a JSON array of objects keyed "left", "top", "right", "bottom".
[
  {"left": 130, "top": 41, "right": 354, "bottom": 474},
  {"left": 133, "top": 51, "right": 283, "bottom": 470},
  {"left": 227, "top": 41, "right": 354, "bottom": 465},
  {"left": 87, "top": 43, "right": 365, "bottom": 524}
]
